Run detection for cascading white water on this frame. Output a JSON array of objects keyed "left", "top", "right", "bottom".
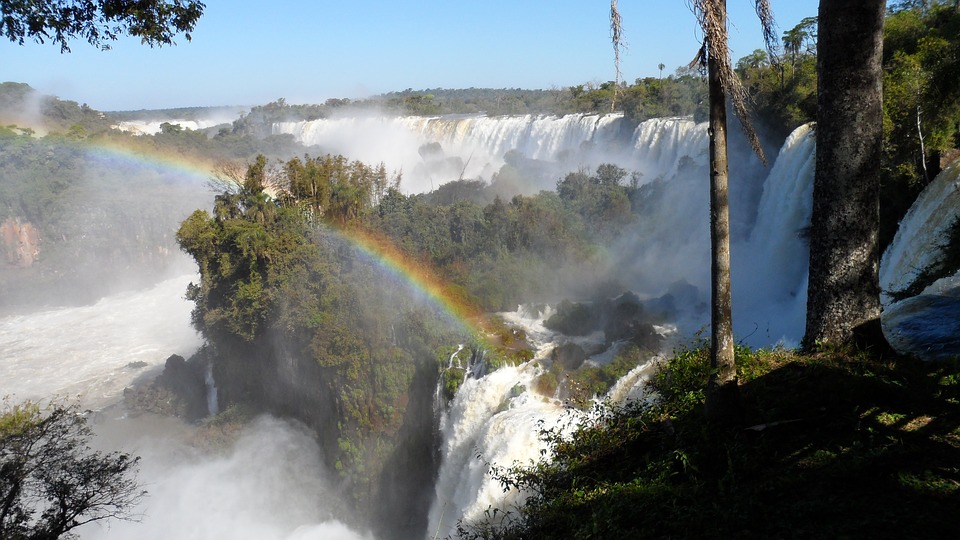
[
  {"left": 428, "top": 363, "right": 573, "bottom": 539},
  {"left": 0, "top": 274, "right": 203, "bottom": 410},
  {"left": 427, "top": 305, "right": 660, "bottom": 538},
  {"left": 628, "top": 116, "right": 710, "bottom": 181},
  {"left": 205, "top": 360, "right": 219, "bottom": 416},
  {"left": 1, "top": 275, "right": 370, "bottom": 539},
  {"left": 425, "top": 119, "right": 823, "bottom": 536},
  {"left": 880, "top": 159, "right": 960, "bottom": 302},
  {"left": 604, "top": 120, "right": 815, "bottom": 345},
  {"left": 732, "top": 123, "right": 816, "bottom": 346},
  {"left": 5, "top": 112, "right": 856, "bottom": 539},
  {"left": 879, "top": 158, "right": 960, "bottom": 359},
  {"left": 114, "top": 119, "right": 226, "bottom": 135},
  {"left": 279, "top": 114, "right": 817, "bottom": 341},
  {"left": 113, "top": 109, "right": 246, "bottom": 135},
  {"left": 274, "top": 113, "right": 630, "bottom": 193}
]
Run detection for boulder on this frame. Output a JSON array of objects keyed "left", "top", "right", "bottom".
[
  {"left": 124, "top": 354, "right": 208, "bottom": 420},
  {"left": 552, "top": 342, "right": 587, "bottom": 371}
]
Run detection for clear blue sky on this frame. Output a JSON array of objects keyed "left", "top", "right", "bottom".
[{"left": 1, "top": 1, "right": 820, "bottom": 111}]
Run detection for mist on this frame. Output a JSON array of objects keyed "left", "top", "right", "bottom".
[
  {"left": 274, "top": 111, "right": 635, "bottom": 195},
  {"left": 0, "top": 137, "right": 214, "bottom": 313},
  {"left": 80, "top": 415, "right": 369, "bottom": 540},
  {"left": 0, "top": 83, "right": 47, "bottom": 133},
  {"left": 0, "top": 273, "right": 371, "bottom": 538},
  {"left": 112, "top": 107, "right": 248, "bottom": 136}
]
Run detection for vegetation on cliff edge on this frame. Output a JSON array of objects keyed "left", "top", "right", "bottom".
[{"left": 458, "top": 345, "right": 960, "bottom": 539}]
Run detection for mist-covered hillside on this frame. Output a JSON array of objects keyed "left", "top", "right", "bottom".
[{"left": 0, "top": 84, "right": 315, "bottom": 312}]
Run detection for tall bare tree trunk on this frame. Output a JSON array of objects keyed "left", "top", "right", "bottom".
[
  {"left": 704, "top": 0, "right": 738, "bottom": 420},
  {"left": 803, "top": 0, "right": 885, "bottom": 349}
]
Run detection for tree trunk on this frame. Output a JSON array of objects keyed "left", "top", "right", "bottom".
[
  {"left": 704, "top": 0, "right": 738, "bottom": 421},
  {"left": 803, "top": 0, "right": 885, "bottom": 350}
]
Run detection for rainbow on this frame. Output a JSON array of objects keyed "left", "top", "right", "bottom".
[
  {"left": 331, "top": 225, "right": 486, "bottom": 337},
  {"left": 78, "top": 136, "right": 219, "bottom": 184},
  {"left": 57, "top": 135, "right": 488, "bottom": 338}
]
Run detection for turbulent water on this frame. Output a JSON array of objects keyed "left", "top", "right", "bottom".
[
  {"left": 0, "top": 274, "right": 202, "bottom": 410},
  {"left": 880, "top": 159, "right": 960, "bottom": 360},
  {"left": 0, "top": 273, "right": 370, "bottom": 539},
  {"left": 7, "top": 111, "right": 955, "bottom": 538},
  {"left": 427, "top": 306, "right": 656, "bottom": 539}
]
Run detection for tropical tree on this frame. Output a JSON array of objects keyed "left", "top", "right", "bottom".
[
  {"left": 882, "top": 1, "right": 960, "bottom": 205},
  {"left": 782, "top": 17, "right": 817, "bottom": 66},
  {"left": 698, "top": 0, "right": 737, "bottom": 420},
  {"left": 803, "top": 0, "right": 886, "bottom": 349},
  {"left": 611, "top": 0, "right": 775, "bottom": 420},
  {"left": 0, "top": 0, "right": 204, "bottom": 52},
  {"left": 0, "top": 401, "right": 143, "bottom": 540},
  {"left": 696, "top": 0, "right": 774, "bottom": 420}
]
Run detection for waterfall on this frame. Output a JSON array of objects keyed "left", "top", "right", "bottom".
[
  {"left": 5, "top": 111, "right": 851, "bottom": 538},
  {"left": 628, "top": 116, "right": 710, "bottom": 181},
  {"left": 434, "top": 344, "right": 466, "bottom": 412},
  {"left": 427, "top": 363, "right": 572, "bottom": 539},
  {"left": 448, "top": 344, "right": 465, "bottom": 369},
  {"left": 277, "top": 113, "right": 817, "bottom": 348},
  {"left": 425, "top": 120, "right": 824, "bottom": 534},
  {"left": 880, "top": 159, "right": 960, "bottom": 302},
  {"left": 880, "top": 159, "right": 960, "bottom": 359},
  {"left": 732, "top": 123, "right": 816, "bottom": 346},
  {"left": 427, "top": 303, "right": 666, "bottom": 537},
  {"left": 205, "top": 360, "right": 219, "bottom": 416},
  {"left": 274, "top": 113, "right": 630, "bottom": 193}
]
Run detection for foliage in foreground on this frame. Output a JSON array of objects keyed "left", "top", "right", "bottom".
[
  {"left": 0, "top": 401, "right": 143, "bottom": 540},
  {"left": 459, "top": 345, "right": 960, "bottom": 539}
]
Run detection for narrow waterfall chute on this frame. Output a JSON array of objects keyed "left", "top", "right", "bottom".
[
  {"left": 205, "top": 360, "right": 219, "bottom": 416},
  {"left": 880, "top": 158, "right": 960, "bottom": 302},
  {"left": 732, "top": 123, "right": 816, "bottom": 347}
]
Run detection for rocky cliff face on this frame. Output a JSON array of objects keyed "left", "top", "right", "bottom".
[
  {"left": 1, "top": 218, "right": 40, "bottom": 267},
  {"left": 201, "top": 326, "right": 441, "bottom": 540}
]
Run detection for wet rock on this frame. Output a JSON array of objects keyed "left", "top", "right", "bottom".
[
  {"left": 552, "top": 342, "right": 587, "bottom": 371},
  {"left": 123, "top": 354, "right": 207, "bottom": 420}
]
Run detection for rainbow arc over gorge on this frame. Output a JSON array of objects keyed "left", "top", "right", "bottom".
[
  {"left": 80, "top": 137, "right": 488, "bottom": 337},
  {"left": 81, "top": 137, "right": 220, "bottom": 183},
  {"left": 330, "top": 225, "right": 487, "bottom": 337}
]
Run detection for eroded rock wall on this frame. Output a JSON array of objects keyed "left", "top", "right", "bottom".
[{"left": 1, "top": 217, "right": 40, "bottom": 267}]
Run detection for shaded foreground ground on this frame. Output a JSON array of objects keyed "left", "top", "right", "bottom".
[{"left": 463, "top": 345, "right": 960, "bottom": 539}]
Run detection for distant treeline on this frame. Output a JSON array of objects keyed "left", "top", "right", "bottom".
[{"left": 233, "top": 80, "right": 708, "bottom": 133}]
